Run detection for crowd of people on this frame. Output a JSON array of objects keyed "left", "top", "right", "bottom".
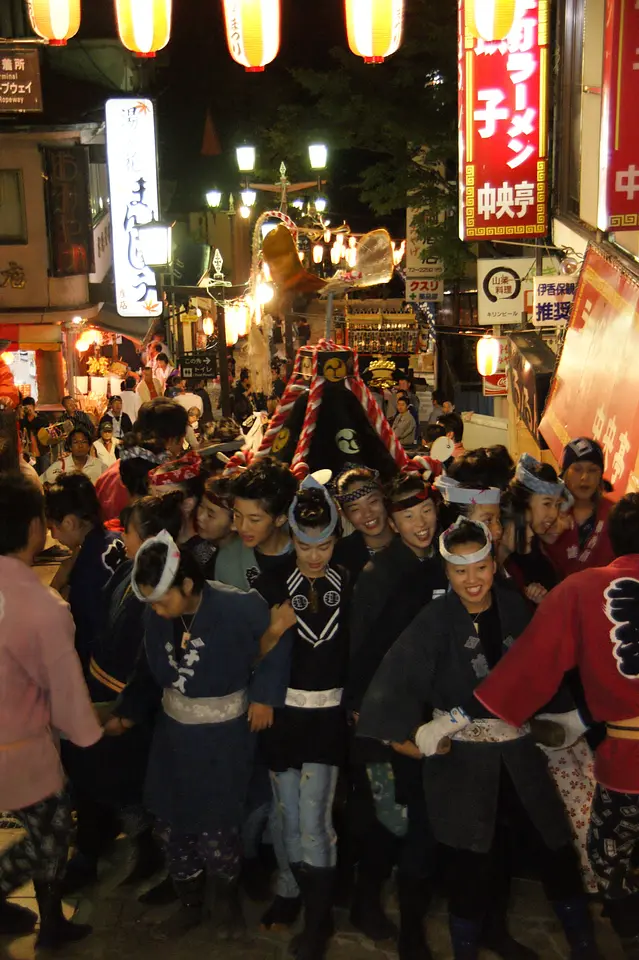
[{"left": 2, "top": 391, "right": 639, "bottom": 960}]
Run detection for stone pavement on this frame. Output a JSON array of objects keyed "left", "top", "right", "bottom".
[{"left": 0, "top": 831, "right": 625, "bottom": 960}]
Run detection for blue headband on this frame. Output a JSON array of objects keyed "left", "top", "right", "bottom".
[
  {"left": 288, "top": 476, "right": 339, "bottom": 545},
  {"left": 515, "top": 453, "right": 570, "bottom": 501}
]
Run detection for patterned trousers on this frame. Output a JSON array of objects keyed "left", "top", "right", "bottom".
[
  {"left": 0, "top": 791, "right": 72, "bottom": 896},
  {"left": 155, "top": 821, "right": 241, "bottom": 883},
  {"left": 588, "top": 784, "right": 639, "bottom": 900}
]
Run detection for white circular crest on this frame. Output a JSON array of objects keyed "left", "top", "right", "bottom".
[
  {"left": 336, "top": 428, "right": 360, "bottom": 454},
  {"left": 324, "top": 590, "right": 340, "bottom": 607},
  {"left": 291, "top": 594, "right": 309, "bottom": 611}
]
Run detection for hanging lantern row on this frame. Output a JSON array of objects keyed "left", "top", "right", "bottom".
[{"left": 27, "top": 0, "right": 405, "bottom": 65}]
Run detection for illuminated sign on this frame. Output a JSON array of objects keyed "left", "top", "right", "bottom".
[
  {"left": 598, "top": 0, "right": 639, "bottom": 231},
  {"left": 458, "top": 0, "right": 549, "bottom": 240},
  {"left": 105, "top": 98, "right": 162, "bottom": 318}
]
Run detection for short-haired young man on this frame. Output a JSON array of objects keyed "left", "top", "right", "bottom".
[
  {"left": 0, "top": 475, "right": 102, "bottom": 947},
  {"left": 477, "top": 493, "right": 639, "bottom": 958},
  {"left": 215, "top": 458, "right": 298, "bottom": 590},
  {"left": 61, "top": 395, "right": 96, "bottom": 439},
  {"left": 437, "top": 411, "right": 466, "bottom": 459}
]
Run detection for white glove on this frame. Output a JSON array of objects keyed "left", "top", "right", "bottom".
[
  {"left": 536, "top": 710, "right": 587, "bottom": 749},
  {"left": 414, "top": 708, "right": 470, "bottom": 757}
]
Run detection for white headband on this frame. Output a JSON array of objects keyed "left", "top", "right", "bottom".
[
  {"left": 435, "top": 475, "right": 501, "bottom": 506},
  {"left": 131, "top": 529, "right": 181, "bottom": 602},
  {"left": 515, "top": 453, "right": 568, "bottom": 499},
  {"left": 439, "top": 516, "right": 493, "bottom": 565}
]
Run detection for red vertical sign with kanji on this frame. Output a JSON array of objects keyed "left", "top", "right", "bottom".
[
  {"left": 458, "top": 0, "right": 549, "bottom": 240},
  {"left": 598, "top": 0, "right": 639, "bottom": 231}
]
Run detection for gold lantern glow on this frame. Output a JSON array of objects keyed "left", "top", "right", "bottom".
[
  {"left": 27, "top": 0, "right": 81, "bottom": 45},
  {"left": 223, "top": 0, "right": 280, "bottom": 72},
  {"left": 476, "top": 335, "right": 501, "bottom": 377},
  {"left": 115, "top": 0, "right": 172, "bottom": 58},
  {"left": 466, "top": 0, "right": 517, "bottom": 42},
  {"left": 203, "top": 316, "right": 214, "bottom": 336},
  {"left": 345, "top": 0, "right": 404, "bottom": 64}
]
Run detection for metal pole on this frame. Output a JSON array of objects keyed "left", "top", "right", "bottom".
[
  {"left": 284, "top": 314, "right": 295, "bottom": 364},
  {"left": 324, "top": 293, "right": 334, "bottom": 340},
  {"left": 216, "top": 305, "right": 231, "bottom": 417}
]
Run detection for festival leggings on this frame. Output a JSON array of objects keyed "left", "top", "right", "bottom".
[
  {"left": 270, "top": 764, "right": 339, "bottom": 868},
  {"left": 587, "top": 783, "right": 639, "bottom": 939},
  {"left": 155, "top": 821, "right": 242, "bottom": 883},
  {"left": 0, "top": 791, "right": 72, "bottom": 896}
]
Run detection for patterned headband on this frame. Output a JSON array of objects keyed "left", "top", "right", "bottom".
[
  {"left": 289, "top": 475, "right": 339, "bottom": 545},
  {"left": 150, "top": 451, "right": 202, "bottom": 487},
  {"left": 439, "top": 517, "right": 493, "bottom": 565},
  {"left": 119, "top": 446, "right": 170, "bottom": 465},
  {"left": 435, "top": 475, "right": 501, "bottom": 506},
  {"left": 515, "top": 453, "right": 569, "bottom": 499},
  {"left": 131, "top": 529, "right": 181, "bottom": 602},
  {"left": 334, "top": 479, "right": 381, "bottom": 506}
]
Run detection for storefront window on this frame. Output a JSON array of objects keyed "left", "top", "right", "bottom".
[
  {"left": 0, "top": 170, "right": 27, "bottom": 243},
  {"left": 89, "top": 162, "right": 109, "bottom": 224}
]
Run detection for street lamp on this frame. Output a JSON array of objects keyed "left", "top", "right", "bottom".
[
  {"left": 314, "top": 197, "right": 328, "bottom": 214},
  {"left": 206, "top": 189, "right": 223, "bottom": 209},
  {"left": 137, "top": 219, "right": 172, "bottom": 267},
  {"left": 241, "top": 189, "right": 257, "bottom": 207},
  {"left": 308, "top": 143, "right": 328, "bottom": 171},
  {"left": 236, "top": 145, "right": 256, "bottom": 173}
]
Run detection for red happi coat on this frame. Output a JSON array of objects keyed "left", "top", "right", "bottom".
[
  {"left": 476, "top": 555, "right": 639, "bottom": 794},
  {"left": 543, "top": 496, "right": 615, "bottom": 580}
]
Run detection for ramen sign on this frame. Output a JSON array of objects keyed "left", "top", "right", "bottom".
[{"left": 458, "top": 0, "right": 549, "bottom": 240}]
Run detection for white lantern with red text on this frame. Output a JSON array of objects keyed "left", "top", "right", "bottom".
[
  {"left": 476, "top": 335, "right": 501, "bottom": 376},
  {"left": 115, "top": 0, "right": 172, "bottom": 58},
  {"left": 223, "top": 0, "right": 280, "bottom": 72},
  {"left": 27, "top": 0, "right": 80, "bottom": 44},
  {"left": 345, "top": 0, "right": 404, "bottom": 64}
]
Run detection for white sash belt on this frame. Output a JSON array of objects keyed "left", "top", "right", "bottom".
[
  {"left": 163, "top": 688, "right": 248, "bottom": 725},
  {"left": 285, "top": 687, "right": 343, "bottom": 709},
  {"left": 434, "top": 710, "right": 529, "bottom": 743}
]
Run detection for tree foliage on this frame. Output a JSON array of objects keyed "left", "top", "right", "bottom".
[{"left": 259, "top": 0, "right": 472, "bottom": 278}]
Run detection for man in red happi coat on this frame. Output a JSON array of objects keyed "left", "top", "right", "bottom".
[{"left": 477, "top": 493, "right": 639, "bottom": 958}]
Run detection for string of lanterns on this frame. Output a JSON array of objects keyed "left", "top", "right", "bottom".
[{"left": 27, "top": 0, "right": 408, "bottom": 64}]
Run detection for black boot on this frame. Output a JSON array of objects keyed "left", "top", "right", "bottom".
[
  {"left": 481, "top": 903, "right": 539, "bottom": 959},
  {"left": 58, "top": 852, "right": 98, "bottom": 895},
  {"left": 0, "top": 895, "right": 37, "bottom": 935},
  {"left": 260, "top": 894, "right": 303, "bottom": 930},
  {"left": 350, "top": 823, "right": 399, "bottom": 942},
  {"left": 33, "top": 881, "right": 92, "bottom": 949},
  {"left": 289, "top": 865, "right": 335, "bottom": 960},
  {"left": 138, "top": 873, "right": 178, "bottom": 905},
  {"left": 552, "top": 898, "right": 603, "bottom": 958},
  {"left": 397, "top": 874, "right": 433, "bottom": 960},
  {"left": 121, "top": 828, "right": 165, "bottom": 886},
  {"left": 150, "top": 873, "right": 205, "bottom": 940},
  {"left": 241, "top": 857, "right": 273, "bottom": 902},
  {"left": 449, "top": 915, "right": 481, "bottom": 960},
  {"left": 207, "top": 876, "right": 246, "bottom": 940}
]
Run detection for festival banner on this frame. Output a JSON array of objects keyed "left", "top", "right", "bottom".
[
  {"left": 597, "top": 0, "right": 639, "bottom": 231},
  {"left": 540, "top": 245, "right": 639, "bottom": 496},
  {"left": 458, "top": 0, "right": 549, "bottom": 240}
]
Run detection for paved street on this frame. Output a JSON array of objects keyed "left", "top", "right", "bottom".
[{"left": 0, "top": 831, "right": 624, "bottom": 960}]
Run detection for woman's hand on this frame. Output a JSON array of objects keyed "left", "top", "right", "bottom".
[
  {"left": 270, "top": 601, "right": 297, "bottom": 636},
  {"left": 248, "top": 703, "right": 274, "bottom": 732},
  {"left": 525, "top": 582, "right": 548, "bottom": 605},
  {"left": 390, "top": 740, "right": 423, "bottom": 760},
  {"left": 103, "top": 716, "right": 135, "bottom": 737}
]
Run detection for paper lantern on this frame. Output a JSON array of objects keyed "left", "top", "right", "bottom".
[
  {"left": 203, "top": 316, "right": 214, "bottom": 336},
  {"left": 115, "top": 0, "right": 172, "bottom": 58},
  {"left": 313, "top": 244, "right": 324, "bottom": 265},
  {"left": 223, "top": 0, "right": 280, "bottom": 72},
  {"left": 345, "top": 0, "right": 404, "bottom": 64},
  {"left": 466, "top": 0, "right": 517, "bottom": 41},
  {"left": 476, "top": 334, "right": 501, "bottom": 377},
  {"left": 27, "top": 0, "right": 81, "bottom": 45}
]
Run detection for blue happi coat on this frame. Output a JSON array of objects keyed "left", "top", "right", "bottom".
[{"left": 143, "top": 580, "right": 285, "bottom": 834}]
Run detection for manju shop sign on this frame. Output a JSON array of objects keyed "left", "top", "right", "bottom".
[
  {"left": 458, "top": 0, "right": 549, "bottom": 240},
  {"left": 105, "top": 98, "right": 162, "bottom": 319},
  {"left": 597, "top": 0, "right": 639, "bottom": 230}
]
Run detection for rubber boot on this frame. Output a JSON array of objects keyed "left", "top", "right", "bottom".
[
  {"left": 397, "top": 874, "right": 433, "bottom": 960},
  {"left": 260, "top": 894, "right": 303, "bottom": 930},
  {"left": 289, "top": 865, "right": 335, "bottom": 960},
  {"left": 120, "top": 828, "right": 165, "bottom": 886},
  {"left": 449, "top": 915, "right": 481, "bottom": 960},
  {"left": 33, "top": 881, "right": 92, "bottom": 949},
  {"left": 0, "top": 895, "right": 37, "bottom": 936},
  {"left": 58, "top": 852, "right": 98, "bottom": 895},
  {"left": 350, "top": 822, "right": 399, "bottom": 942},
  {"left": 482, "top": 899, "right": 539, "bottom": 959},
  {"left": 207, "top": 876, "right": 246, "bottom": 940},
  {"left": 552, "top": 898, "right": 604, "bottom": 959},
  {"left": 150, "top": 873, "right": 205, "bottom": 941},
  {"left": 138, "top": 873, "right": 178, "bottom": 905}
]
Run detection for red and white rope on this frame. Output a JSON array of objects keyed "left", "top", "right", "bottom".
[{"left": 291, "top": 348, "right": 324, "bottom": 480}]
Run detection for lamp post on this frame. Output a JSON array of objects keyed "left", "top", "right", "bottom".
[
  {"left": 206, "top": 249, "right": 233, "bottom": 418},
  {"left": 137, "top": 218, "right": 180, "bottom": 357}
]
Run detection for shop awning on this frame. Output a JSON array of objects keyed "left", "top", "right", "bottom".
[{"left": 91, "top": 304, "right": 151, "bottom": 344}]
